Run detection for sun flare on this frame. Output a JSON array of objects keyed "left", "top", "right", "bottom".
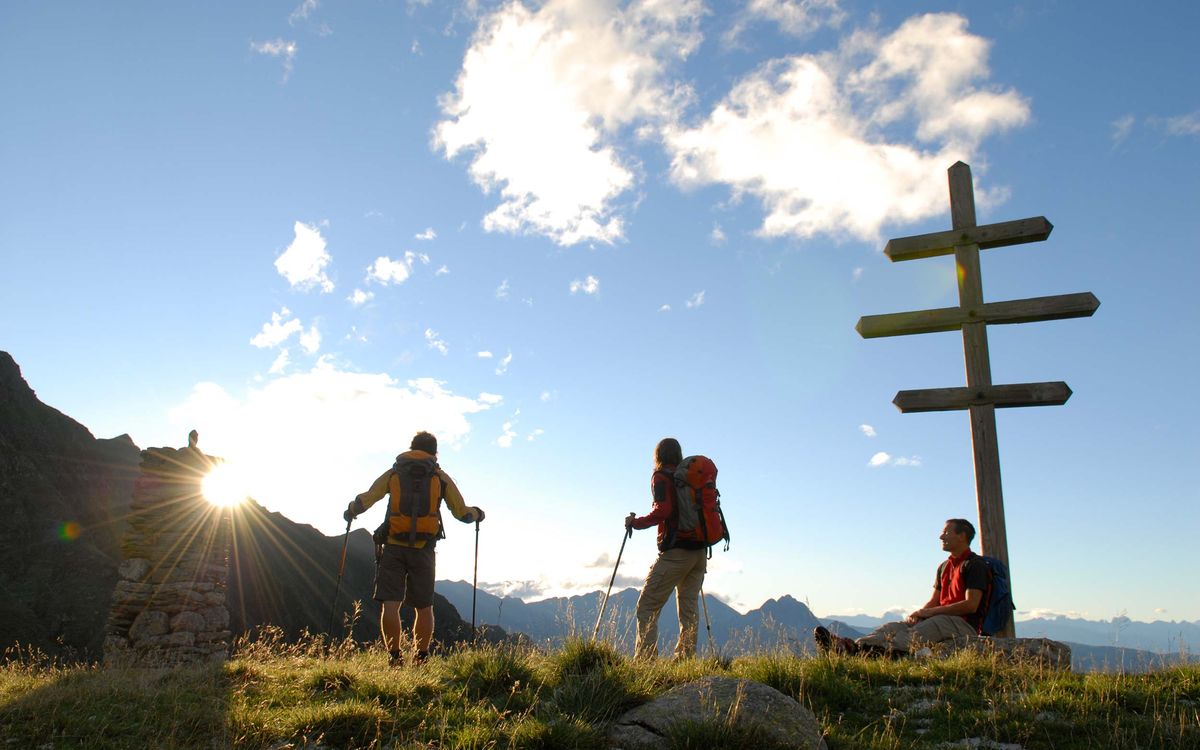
[{"left": 202, "top": 463, "right": 250, "bottom": 507}]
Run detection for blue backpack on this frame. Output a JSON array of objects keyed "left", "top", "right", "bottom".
[{"left": 975, "top": 555, "right": 1014, "bottom": 636}]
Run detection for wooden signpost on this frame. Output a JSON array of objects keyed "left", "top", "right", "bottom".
[{"left": 857, "top": 162, "right": 1099, "bottom": 637}]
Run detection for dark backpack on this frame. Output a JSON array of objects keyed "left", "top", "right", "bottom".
[
  {"left": 975, "top": 555, "right": 1014, "bottom": 636},
  {"left": 671, "top": 455, "right": 730, "bottom": 554}
]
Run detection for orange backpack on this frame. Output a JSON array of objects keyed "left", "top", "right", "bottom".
[
  {"left": 672, "top": 455, "right": 730, "bottom": 554},
  {"left": 379, "top": 456, "right": 445, "bottom": 544}
]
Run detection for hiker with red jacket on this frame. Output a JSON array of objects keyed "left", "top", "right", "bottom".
[
  {"left": 816, "top": 518, "right": 986, "bottom": 657},
  {"left": 625, "top": 437, "right": 709, "bottom": 659},
  {"left": 344, "top": 431, "right": 484, "bottom": 666}
]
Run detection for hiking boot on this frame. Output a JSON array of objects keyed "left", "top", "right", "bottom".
[
  {"left": 815, "top": 626, "right": 860, "bottom": 656},
  {"left": 388, "top": 650, "right": 403, "bottom": 667},
  {"left": 412, "top": 649, "right": 430, "bottom": 666}
]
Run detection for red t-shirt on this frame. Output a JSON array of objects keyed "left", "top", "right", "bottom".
[{"left": 936, "top": 550, "right": 988, "bottom": 625}]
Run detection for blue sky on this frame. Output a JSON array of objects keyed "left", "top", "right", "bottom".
[{"left": 2, "top": 0, "right": 1197, "bottom": 624}]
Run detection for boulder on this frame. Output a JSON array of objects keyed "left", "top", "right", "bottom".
[
  {"left": 199, "top": 606, "right": 230, "bottom": 631},
  {"left": 170, "top": 611, "right": 206, "bottom": 633},
  {"left": 947, "top": 636, "right": 1071, "bottom": 669},
  {"left": 608, "top": 676, "right": 826, "bottom": 750},
  {"left": 118, "top": 558, "right": 151, "bottom": 581},
  {"left": 128, "top": 610, "right": 169, "bottom": 641}
]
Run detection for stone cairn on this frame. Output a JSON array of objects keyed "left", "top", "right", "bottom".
[{"left": 103, "top": 431, "right": 233, "bottom": 666}]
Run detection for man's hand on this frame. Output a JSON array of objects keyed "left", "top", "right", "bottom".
[
  {"left": 625, "top": 512, "right": 637, "bottom": 530},
  {"left": 907, "top": 608, "right": 932, "bottom": 624},
  {"left": 344, "top": 499, "right": 361, "bottom": 523},
  {"left": 471, "top": 506, "right": 486, "bottom": 523}
]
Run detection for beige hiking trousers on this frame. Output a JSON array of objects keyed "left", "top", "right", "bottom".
[
  {"left": 634, "top": 547, "right": 707, "bottom": 659},
  {"left": 855, "top": 614, "right": 977, "bottom": 653}
]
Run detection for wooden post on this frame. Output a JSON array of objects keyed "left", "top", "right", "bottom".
[
  {"left": 856, "top": 162, "right": 1100, "bottom": 640},
  {"left": 949, "top": 163, "right": 1013, "bottom": 637}
]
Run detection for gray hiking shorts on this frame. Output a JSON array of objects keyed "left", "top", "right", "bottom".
[{"left": 373, "top": 543, "right": 436, "bottom": 608}]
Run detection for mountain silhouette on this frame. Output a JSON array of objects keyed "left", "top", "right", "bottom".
[{"left": 0, "top": 351, "right": 486, "bottom": 659}]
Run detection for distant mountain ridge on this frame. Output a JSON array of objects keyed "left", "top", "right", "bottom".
[
  {"left": 437, "top": 580, "right": 1199, "bottom": 671},
  {"left": 435, "top": 580, "right": 860, "bottom": 655}
]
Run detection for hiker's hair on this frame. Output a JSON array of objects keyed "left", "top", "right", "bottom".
[
  {"left": 946, "top": 518, "right": 976, "bottom": 544},
  {"left": 411, "top": 431, "right": 438, "bottom": 455},
  {"left": 654, "top": 438, "right": 683, "bottom": 469}
]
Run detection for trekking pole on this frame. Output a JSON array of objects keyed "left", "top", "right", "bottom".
[
  {"left": 471, "top": 520, "right": 480, "bottom": 642},
  {"left": 328, "top": 516, "right": 352, "bottom": 637},
  {"left": 593, "top": 526, "right": 632, "bottom": 641},
  {"left": 700, "top": 586, "right": 716, "bottom": 657}
]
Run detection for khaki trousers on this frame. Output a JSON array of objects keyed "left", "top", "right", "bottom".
[
  {"left": 634, "top": 547, "right": 707, "bottom": 659},
  {"left": 855, "top": 614, "right": 977, "bottom": 653}
]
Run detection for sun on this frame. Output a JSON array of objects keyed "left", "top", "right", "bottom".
[{"left": 202, "top": 462, "right": 250, "bottom": 507}]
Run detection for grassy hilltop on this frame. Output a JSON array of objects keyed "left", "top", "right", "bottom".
[{"left": 2, "top": 632, "right": 1197, "bottom": 750}]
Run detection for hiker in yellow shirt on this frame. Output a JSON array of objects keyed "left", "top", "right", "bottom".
[{"left": 345, "top": 431, "right": 484, "bottom": 665}]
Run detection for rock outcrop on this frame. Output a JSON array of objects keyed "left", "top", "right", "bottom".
[
  {"left": 608, "top": 676, "right": 827, "bottom": 750},
  {"left": 946, "top": 635, "right": 1072, "bottom": 669},
  {"left": 103, "top": 443, "right": 232, "bottom": 665}
]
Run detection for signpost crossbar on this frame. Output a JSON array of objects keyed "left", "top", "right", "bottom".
[{"left": 884, "top": 216, "right": 1053, "bottom": 262}]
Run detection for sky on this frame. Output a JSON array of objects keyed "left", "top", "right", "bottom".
[{"left": 2, "top": 0, "right": 1197, "bottom": 625}]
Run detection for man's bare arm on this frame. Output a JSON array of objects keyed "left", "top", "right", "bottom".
[{"left": 910, "top": 588, "right": 983, "bottom": 621}]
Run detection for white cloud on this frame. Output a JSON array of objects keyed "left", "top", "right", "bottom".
[
  {"left": 425, "top": 328, "right": 449, "bottom": 355},
  {"left": 415, "top": 227, "right": 437, "bottom": 240},
  {"left": 1017, "top": 608, "right": 1087, "bottom": 621},
  {"left": 477, "top": 351, "right": 494, "bottom": 359},
  {"left": 289, "top": 0, "right": 318, "bottom": 24},
  {"left": 251, "top": 308, "right": 303, "bottom": 348},
  {"left": 710, "top": 223, "right": 726, "bottom": 244},
  {"left": 299, "top": 325, "right": 321, "bottom": 355},
  {"left": 436, "top": 265, "right": 450, "bottom": 276},
  {"left": 250, "top": 39, "right": 298, "bottom": 82},
  {"left": 666, "top": 13, "right": 1029, "bottom": 242},
  {"left": 478, "top": 392, "right": 504, "bottom": 406},
  {"left": 728, "top": 0, "right": 846, "bottom": 41},
  {"left": 168, "top": 361, "right": 499, "bottom": 533},
  {"left": 527, "top": 428, "right": 545, "bottom": 441},
  {"left": 868, "top": 451, "right": 921, "bottom": 467},
  {"left": 658, "top": 304, "right": 671, "bottom": 312},
  {"left": 1111, "top": 114, "right": 1135, "bottom": 144},
  {"left": 348, "top": 289, "right": 374, "bottom": 306},
  {"left": 268, "top": 349, "right": 290, "bottom": 375},
  {"left": 496, "top": 418, "right": 518, "bottom": 448},
  {"left": 495, "top": 351, "right": 513, "bottom": 376},
  {"left": 852, "top": 267, "right": 864, "bottom": 282},
  {"left": 366, "top": 251, "right": 428, "bottom": 286},
  {"left": 434, "top": 0, "right": 703, "bottom": 245},
  {"left": 1162, "top": 110, "right": 1200, "bottom": 137},
  {"left": 685, "top": 290, "right": 705, "bottom": 308},
  {"left": 275, "top": 221, "right": 333, "bottom": 292},
  {"left": 859, "top": 423, "right": 876, "bottom": 437},
  {"left": 570, "top": 275, "right": 600, "bottom": 295},
  {"left": 1154, "top": 607, "right": 1167, "bottom": 615},
  {"left": 540, "top": 390, "right": 554, "bottom": 402},
  {"left": 495, "top": 279, "right": 510, "bottom": 301}
]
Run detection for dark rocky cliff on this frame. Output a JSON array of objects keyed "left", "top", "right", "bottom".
[{"left": 0, "top": 351, "right": 140, "bottom": 657}]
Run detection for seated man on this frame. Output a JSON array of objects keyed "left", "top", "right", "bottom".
[{"left": 816, "top": 518, "right": 986, "bottom": 657}]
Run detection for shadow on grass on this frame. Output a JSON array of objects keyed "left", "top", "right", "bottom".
[{"left": 0, "top": 657, "right": 232, "bottom": 750}]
